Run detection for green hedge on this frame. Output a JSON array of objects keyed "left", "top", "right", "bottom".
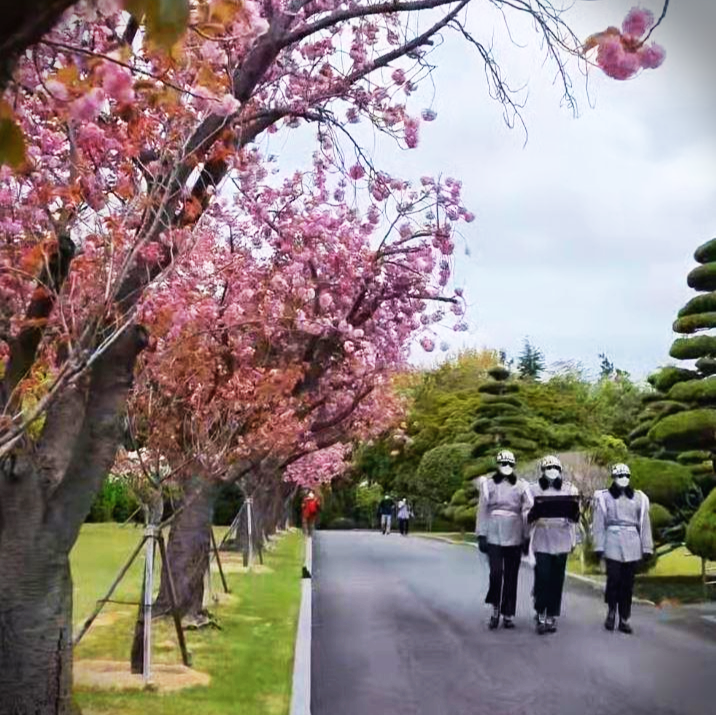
[
  {"left": 693, "top": 238, "right": 716, "bottom": 265},
  {"left": 685, "top": 488, "right": 716, "bottom": 560},
  {"left": 649, "top": 408, "right": 716, "bottom": 450},
  {"left": 687, "top": 263, "right": 716, "bottom": 292},
  {"left": 488, "top": 365, "right": 511, "bottom": 381},
  {"left": 649, "top": 503, "right": 673, "bottom": 543},
  {"left": 678, "top": 290, "right": 716, "bottom": 317},
  {"left": 629, "top": 457, "right": 695, "bottom": 509},
  {"left": 670, "top": 336, "right": 716, "bottom": 360},
  {"left": 677, "top": 450, "right": 711, "bottom": 465},
  {"left": 478, "top": 382, "right": 520, "bottom": 395},
  {"left": 453, "top": 505, "right": 477, "bottom": 531}
]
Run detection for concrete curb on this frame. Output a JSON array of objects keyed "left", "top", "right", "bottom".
[{"left": 290, "top": 536, "right": 312, "bottom": 715}]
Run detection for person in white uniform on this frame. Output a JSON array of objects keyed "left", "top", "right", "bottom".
[
  {"left": 527, "top": 456, "right": 580, "bottom": 635},
  {"left": 476, "top": 450, "right": 532, "bottom": 629},
  {"left": 592, "top": 463, "right": 653, "bottom": 634}
]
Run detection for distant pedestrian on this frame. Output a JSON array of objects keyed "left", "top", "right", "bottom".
[
  {"left": 397, "top": 498, "right": 413, "bottom": 536},
  {"left": 378, "top": 494, "right": 395, "bottom": 535},
  {"left": 476, "top": 450, "right": 532, "bottom": 629},
  {"left": 592, "top": 463, "right": 653, "bottom": 634},
  {"left": 527, "top": 456, "right": 580, "bottom": 635},
  {"left": 302, "top": 491, "right": 320, "bottom": 536}
]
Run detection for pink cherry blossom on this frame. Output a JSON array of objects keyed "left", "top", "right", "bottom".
[{"left": 622, "top": 7, "right": 654, "bottom": 38}]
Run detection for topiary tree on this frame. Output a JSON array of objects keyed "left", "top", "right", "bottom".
[
  {"left": 412, "top": 443, "right": 473, "bottom": 515},
  {"left": 686, "top": 487, "right": 716, "bottom": 561},
  {"left": 629, "top": 457, "right": 695, "bottom": 511},
  {"left": 648, "top": 238, "right": 716, "bottom": 496}
]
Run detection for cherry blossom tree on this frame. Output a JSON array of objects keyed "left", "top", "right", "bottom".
[{"left": 0, "top": 1, "right": 668, "bottom": 712}]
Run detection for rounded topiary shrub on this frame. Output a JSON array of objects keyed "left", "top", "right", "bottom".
[
  {"left": 488, "top": 365, "right": 511, "bottom": 381},
  {"left": 649, "top": 367, "right": 699, "bottom": 392},
  {"left": 673, "top": 312, "right": 716, "bottom": 334},
  {"left": 685, "top": 488, "right": 716, "bottom": 561},
  {"left": 649, "top": 503, "right": 673, "bottom": 543},
  {"left": 694, "top": 238, "right": 716, "bottom": 265},
  {"left": 453, "top": 505, "right": 477, "bottom": 531},
  {"left": 629, "top": 436, "right": 654, "bottom": 454},
  {"left": 687, "top": 263, "right": 716, "bottom": 292},
  {"left": 450, "top": 489, "right": 468, "bottom": 507},
  {"left": 678, "top": 291, "right": 716, "bottom": 318},
  {"left": 479, "top": 394, "right": 523, "bottom": 407},
  {"left": 668, "top": 376, "right": 716, "bottom": 405},
  {"left": 464, "top": 457, "right": 496, "bottom": 480},
  {"left": 478, "top": 381, "right": 520, "bottom": 395},
  {"left": 696, "top": 357, "right": 716, "bottom": 375},
  {"left": 628, "top": 457, "right": 695, "bottom": 510},
  {"left": 677, "top": 450, "right": 711, "bottom": 465},
  {"left": 629, "top": 420, "right": 654, "bottom": 441},
  {"left": 649, "top": 409, "right": 716, "bottom": 450},
  {"left": 670, "top": 336, "right": 716, "bottom": 360}
]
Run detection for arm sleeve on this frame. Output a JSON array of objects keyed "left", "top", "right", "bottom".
[
  {"left": 592, "top": 493, "right": 606, "bottom": 553},
  {"left": 475, "top": 478, "right": 489, "bottom": 537},
  {"left": 521, "top": 482, "right": 534, "bottom": 540},
  {"left": 639, "top": 492, "right": 654, "bottom": 554}
]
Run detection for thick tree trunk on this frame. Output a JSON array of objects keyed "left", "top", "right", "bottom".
[
  {"left": 153, "top": 478, "right": 218, "bottom": 621},
  {"left": 0, "top": 326, "right": 147, "bottom": 714},
  {"left": 0, "top": 533, "right": 74, "bottom": 715}
]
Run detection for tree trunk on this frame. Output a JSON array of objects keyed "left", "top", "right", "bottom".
[
  {"left": 153, "top": 478, "right": 218, "bottom": 620},
  {"left": 0, "top": 540, "right": 75, "bottom": 715}
]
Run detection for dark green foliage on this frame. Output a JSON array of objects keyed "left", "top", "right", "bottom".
[
  {"left": 649, "top": 409, "right": 716, "bottom": 450},
  {"left": 670, "top": 336, "right": 716, "bottom": 360},
  {"left": 505, "top": 437, "right": 539, "bottom": 452},
  {"left": 517, "top": 338, "right": 546, "bottom": 380},
  {"left": 696, "top": 357, "right": 716, "bottom": 376},
  {"left": 630, "top": 436, "right": 654, "bottom": 454},
  {"left": 476, "top": 402, "right": 521, "bottom": 417},
  {"left": 645, "top": 400, "right": 689, "bottom": 418},
  {"left": 649, "top": 503, "right": 673, "bottom": 543},
  {"left": 678, "top": 291, "right": 716, "bottom": 318},
  {"left": 450, "top": 489, "right": 468, "bottom": 507},
  {"left": 673, "top": 312, "right": 716, "bottom": 334},
  {"left": 629, "top": 420, "right": 654, "bottom": 441},
  {"left": 687, "top": 262, "right": 716, "bottom": 292},
  {"left": 677, "top": 450, "right": 711, "bottom": 465},
  {"left": 629, "top": 457, "right": 695, "bottom": 509},
  {"left": 86, "top": 477, "right": 140, "bottom": 523},
  {"left": 488, "top": 365, "right": 510, "bottom": 381},
  {"left": 641, "top": 392, "right": 665, "bottom": 404},
  {"left": 479, "top": 394, "right": 523, "bottom": 407},
  {"left": 465, "top": 458, "right": 495, "bottom": 480},
  {"left": 214, "top": 482, "right": 244, "bottom": 526},
  {"left": 685, "top": 488, "right": 716, "bottom": 560},
  {"left": 413, "top": 443, "right": 472, "bottom": 506},
  {"left": 478, "top": 381, "right": 519, "bottom": 395},
  {"left": 669, "top": 376, "right": 716, "bottom": 405},
  {"left": 649, "top": 367, "right": 700, "bottom": 392},
  {"left": 693, "top": 237, "right": 716, "bottom": 265},
  {"left": 453, "top": 505, "right": 477, "bottom": 531}
]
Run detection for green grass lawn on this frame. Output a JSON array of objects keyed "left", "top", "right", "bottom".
[{"left": 71, "top": 523, "right": 303, "bottom": 715}]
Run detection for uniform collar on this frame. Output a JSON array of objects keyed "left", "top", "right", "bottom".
[
  {"left": 493, "top": 471, "right": 517, "bottom": 486},
  {"left": 609, "top": 482, "right": 634, "bottom": 499},
  {"left": 539, "top": 475, "right": 562, "bottom": 490}
]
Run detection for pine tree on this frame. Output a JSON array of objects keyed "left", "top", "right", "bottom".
[
  {"left": 648, "top": 237, "right": 716, "bottom": 500},
  {"left": 517, "top": 338, "right": 545, "bottom": 380}
]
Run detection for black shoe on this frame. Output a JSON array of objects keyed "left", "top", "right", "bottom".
[
  {"left": 502, "top": 616, "right": 515, "bottom": 629},
  {"left": 618, "top": 620, "right": 633, "bottom": 634},
  {"left": 489, "top": 614, "right": 500, "bottom": 630},
  {"left": 546, "top": 617, "right": 557, "bottom": 633},
  {"left": 604, "top": 610, "right": 616, "bottom": 631},
  {"left": 536, "top": 620, "right": 547, "bottom": 635}
]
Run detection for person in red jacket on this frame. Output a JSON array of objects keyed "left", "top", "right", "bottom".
[{"left": 302, "top": 491, "right": 320, "bottom": 536}]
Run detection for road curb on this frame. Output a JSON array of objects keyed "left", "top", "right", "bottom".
[
  {"left": 566, "top": 570, "right": 656, "bottom": 606},
  {"left": 290, "top": 536, "right": 312, "bottom": 715}
]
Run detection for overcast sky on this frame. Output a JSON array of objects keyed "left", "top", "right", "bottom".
[{"left": 267, "top": 0, "right": 716, "bottom": 381}]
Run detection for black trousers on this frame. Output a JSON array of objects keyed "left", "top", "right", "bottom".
[
  {"left": 398, "top": 518, "right": 409, "bottom": 535},
  {"left": 605, "top": 559, "right": 637, "bottom": 621},
  {"left": 485, "top": 544, "right": 522, "bottom": 617},
  {"left": 533, "top": 552, "right": 568, "bottom": 617}
]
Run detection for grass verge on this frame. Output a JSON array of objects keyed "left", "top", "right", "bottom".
[{"left": 72, "top": 524, "right": 303, "bottom": 715}]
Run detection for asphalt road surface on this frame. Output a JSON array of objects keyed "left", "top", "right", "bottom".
[{"left": 312, "top": 531, "right": 716, "bottom": 715}]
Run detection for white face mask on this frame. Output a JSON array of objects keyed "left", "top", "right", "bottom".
[
  {"left": 615, "top": 476, "right": 630, "bottom": 489},
  {"left": 498, "top": 465, "right": 514, "bottom": 476},
  {"left": 544, "top": 468, "right": 560, "bottom": 481}
]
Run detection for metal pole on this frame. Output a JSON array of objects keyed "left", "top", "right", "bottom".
[
  {"left": 210, "top": 527, "right": 230, "bottom": 594},
  {"left": 143, "top": 526, "right": 157, "bottom": 684},
  {"left": 247, "top": 497, "right": 254, "bottom": 569}
]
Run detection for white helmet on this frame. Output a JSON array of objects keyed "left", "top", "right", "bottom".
[
  {"left": 540, "top": 455, "right": 562, "bottom": 472},
  {"left": 611, "top": 463, "right": 631, "bottom": 478},
  {"left": 496, "top": 450, "right": 516, "bottom": 465}
]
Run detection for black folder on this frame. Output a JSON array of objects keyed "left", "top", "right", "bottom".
[{"left": 528, "top": 495, "right": 580, "bottom": 523}]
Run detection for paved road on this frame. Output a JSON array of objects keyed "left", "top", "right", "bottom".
[{"left": 312, "top": 532, "right": 716, "bottom": 715}]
